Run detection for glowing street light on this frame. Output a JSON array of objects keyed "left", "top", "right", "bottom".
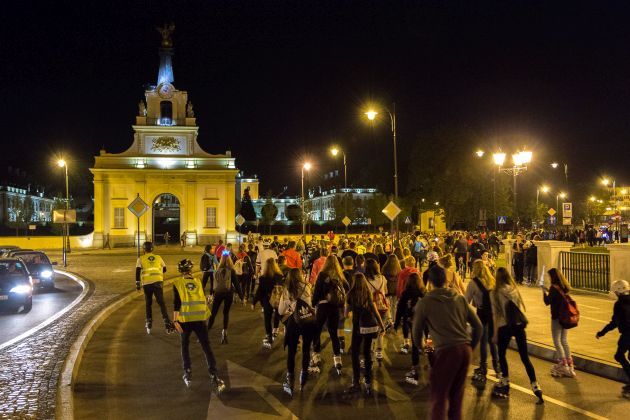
[
  {"left": 551, "top": 162, "right": 559, "bottom": 169},
  {"left": 329, "top": 146, "right": 349, "bottom": 233},
  {"left": 57, "top": 158, "right": 70, "bottom": 267},
  {"left": 556, "top": 192, "right": 567, "bottom": 212},
  {"left": 301, "top": 162, "right": 312, "bottom": 236},
  {"left": 493, "top": 152, "right": 506, "bottom": 166},
  {"left": 495, "top": 149, "right": 532, "bottom": 232},
  {"left": 475, "top": 149, "right": 485, "bottom": 158},
  {"left": 365, "top": 110, "right": 378, "bottom": 121}
]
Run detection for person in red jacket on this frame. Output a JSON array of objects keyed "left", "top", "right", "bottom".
[
  {"left": 282, "top": 241, "right": 303, "bottom": 269},
  {"left": 396, "top": 256, "right": 419, "bottom": 299}
]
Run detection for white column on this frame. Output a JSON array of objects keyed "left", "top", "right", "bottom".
[
  {"left": 607, "top": 244, "right": 630, "bottom": 297},
  {"left": 535, "top": 240, "right": 574, "bottom": 279}
]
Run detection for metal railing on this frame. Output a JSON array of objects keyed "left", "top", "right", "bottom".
[{"left": 559, "top": 251, "right": 610, "bottom": 293}]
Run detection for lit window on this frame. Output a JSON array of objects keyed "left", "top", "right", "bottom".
[
  {"left": 205, "top": 207, "right": 217, "bottom": 228},
  {"left": 114, "top": 207, "right": 125, "bottom": 228}
]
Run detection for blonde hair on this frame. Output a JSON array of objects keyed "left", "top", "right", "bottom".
[
  {"left": 218, "top": 254, "right": 235, "bottom": 270},
  {"left": 263, "top": 257, "right": 283, "bottom": 278},
  {"left": 471, "top": 259, "right": 495, "bottom": 290},
  {"left": 439, "top": 253, "right": 454, "bottom": 269},
  {"left": 321, "top": 255, "right": 345, "bottom": 281}
]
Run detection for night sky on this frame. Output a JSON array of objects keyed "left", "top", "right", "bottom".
[{"left": 2, "top": 1, "right": 630, "bottom": 198}]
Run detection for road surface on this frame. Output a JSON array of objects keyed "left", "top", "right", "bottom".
[
  {"left": 73, "top": 286, "right": 626, "bottom": 420},
  {"left": 0, "top": 274, "right": 82, "bottom": 346}
]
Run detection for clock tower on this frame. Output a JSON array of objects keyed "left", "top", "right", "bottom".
[{"left": 90, "top": 25, "right": 239, "bottom": 248}]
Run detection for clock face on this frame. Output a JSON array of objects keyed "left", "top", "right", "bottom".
[{"left": 157, "top": 83, "right": 174, "bottom": 99}]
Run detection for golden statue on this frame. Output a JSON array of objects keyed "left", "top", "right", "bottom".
[{"left": 156, "top": 23, "right": 175, "bottom": 48}]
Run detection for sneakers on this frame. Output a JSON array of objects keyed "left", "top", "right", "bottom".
[
  {"left": 282, "top": 372, "right": 294, "bottom": 397},
  {"left": 404, "top": 367, "right": 419, "bottom": 386},
  {"left": 531, "top": 381, "right": 544, "bottom": 404},
  {"left": 262, "top": 336, "right": 272, "bottom": 349},
  {"left": 333, "top": 355, "right": 342, "bottom": 375},
  {"left": 221, "top": 329, "right": 228, "bottom": 345},
  {"left": 182, "top": 369, "right": 192, "bottom": 387},
  {"left": 145, "top": 319, "right": 152, "bottom": 335}
]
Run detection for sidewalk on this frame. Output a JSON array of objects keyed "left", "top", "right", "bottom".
[{"left": 517, "top": 284, "right": 623, "bottom": 381}]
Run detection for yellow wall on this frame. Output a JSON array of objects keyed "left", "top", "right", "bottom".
[
  {"left": 420, "top": 210, "right": 447, "bottom": 233},
  {"left": 0, "top": 233, "right": 94, "bottom": 250}
]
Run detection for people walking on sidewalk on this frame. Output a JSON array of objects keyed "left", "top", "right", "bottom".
[
  {"left": 543, "top": 268, "right": 577, "bottom": 378},
  {"left": 344, "top": 272, "right": 386, "bottom": 397},
  {"left": 135, "top": 241, "right": 175, "bottom": 334},
  {"left": 311, "top": 255, "right": 348, "bottom": 374},
  {"left": 412, "top": 264, "right": 483, "bottom": 420},
  {"left": 466, "top": 260, "right": 501, "bottom": 387},
  {"left": 172, "top": 259, "right": 225, "bottom": 394},
  {"left": 234, "top": 244, "right": 255, "bottom": 304},
  {"left": 365, "top": 259, "right": 391, "bottom": 367},
  {"left": 596, "top": 279, "right": 630, "bottom": 399},
  {"left": 207, "top": 253, "right": 241, "bottom": 345},
  {"left": 253, "top": 257, "right": 284, "bottom": 349},
  {"left": 279, "top": 268, "right": 317, "bottom": 397},
  {"left": 491, "top": 267, "right": 544, "bottom": 404},
  {"left": 200, "top": 244, "right": 218, "bottom": 294}
]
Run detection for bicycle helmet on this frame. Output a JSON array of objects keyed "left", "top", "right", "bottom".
[
  {"left": 177, "top": 259, "right": 193, "bottom": 273},
  {"left": 611, "top": 279, "right": 630, "bottom": 296}
]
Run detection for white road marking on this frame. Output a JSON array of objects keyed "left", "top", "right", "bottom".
[
  {"left": 580, "top": 316, "right": 608, "bottom": 324},
  {"left": 0, "top": 270, "right": 88, "bottom": 351}
]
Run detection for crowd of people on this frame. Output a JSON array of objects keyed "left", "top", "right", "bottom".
[{"left": 134, "top": 230, "right": 630, "bottom": 418}]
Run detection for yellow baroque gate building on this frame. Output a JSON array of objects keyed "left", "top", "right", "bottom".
[{"left": 90, "top": 27, "right": 238, "bottom": 248}]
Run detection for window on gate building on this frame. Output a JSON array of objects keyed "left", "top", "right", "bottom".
[
  {"left": 114, "top": 207, "right": 125, "bottom": 228},
  {"left": 206, "top": 207, "right": 217, "bottom": 228}
]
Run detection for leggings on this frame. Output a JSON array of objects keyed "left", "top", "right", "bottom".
[
  {"left": 615, "top": 334, "right": 630, "bottom": 384},
  {"left": 479, "top": 321, "right": 499, "bottom": 371},
  {"left": 207, "top": 291, "right": 233, "bottom": 330},
  {"left": 239, "top": 274, "right": 253, "bottom": 300},
  {"left": 202, "top": 271, "right": 214, "bottom": 294},
  {"left": 180, "top": 320, "right": 217, "bottom": 375},
  {"left": 262, "top": 299, "right": 280, "bottom": 337},
  {"left": 286, "top": 322, "right": 316, "bottom": 376},
  {"left": 497, "top": 324, "right": 537, "bottom": 382},
  {"left": 313, "top": 303, "right": 341, "bottom": 355},
  {"left": 551, "top": 319, "right": 571, "bottom": 360},
  {"left": 143, "top": 283, "right": 169, "bottom": 323},
  {"left": 351, "top": 329, "right": 375, "bottom": 384}
]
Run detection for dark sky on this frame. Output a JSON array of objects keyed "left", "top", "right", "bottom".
[{"left": 2, "top": 1, "right": 630, "bottom": 197}]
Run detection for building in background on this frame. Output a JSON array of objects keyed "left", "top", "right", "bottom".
[
  {"left": 90, "top": 26, "right": 238, "bottom": 248},
  {"left": 0, "top": 185, "right": 54, "bottom": 226},
  {"left": 306, "top": 187, "right": 379, "bottom": 225}
]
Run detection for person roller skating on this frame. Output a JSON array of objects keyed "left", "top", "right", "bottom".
[
  {"left": 172, "top": 259, "right": 226, "bottom": 395},
  {"left": 394, "top": 272, "right": 424, "bottom": 385},
  {"left": 136, "top": 241, "right": 175, "bottom": 334}
]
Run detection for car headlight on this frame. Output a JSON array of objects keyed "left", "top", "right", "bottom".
[
  {"left": 10, "top": 285, "right": 32, "bottom": 294},
  {"left": 40, "top": 270, "right": 53, "bottom": 278}
]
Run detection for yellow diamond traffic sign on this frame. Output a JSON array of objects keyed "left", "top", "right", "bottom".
[
  {"left": 128, "top": 195, "right": 149, "bottom": 218},
  {"left": 382, "top": 201, "right": 402, "bottom": 221},
  {"left": 342, "top": 216, "right": 352, "bottom": 226},
  {"left": 548, "top": 208, "right": 556, "bottom": 216}
]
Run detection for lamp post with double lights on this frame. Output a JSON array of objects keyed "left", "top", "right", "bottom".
[
  {"left": 330, "top": 147, "right": 348, "bottom": 234},
  {"left": 301, "top": 162, "right": 312, "bottom": 236},
  {"left": 365, "top": 103, "right": 398, "bottom": 238},
  {"left": 493, "top": 150, "right": 532, "bottom": 232},
  {"left": 57, "top": 159, "right": 70, "bottom": 267}
]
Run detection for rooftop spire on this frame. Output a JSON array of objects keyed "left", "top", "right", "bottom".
[{"left": 156, "top": 23, "right": 175, "bottom": 85}]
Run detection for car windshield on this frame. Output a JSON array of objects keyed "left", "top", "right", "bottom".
[
  {"left": 14, "top": 253, "right": 50, "bottom": 265},
  {"left": 0, "top": 261, "right": 28, "bottom": 277}
]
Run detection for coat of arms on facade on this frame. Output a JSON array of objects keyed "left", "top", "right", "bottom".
[{"left": 151, "top": 136, "right": 181, "bottom": 153}]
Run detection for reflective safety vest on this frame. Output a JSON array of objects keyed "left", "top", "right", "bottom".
[
  {"left": 174, "top": 276, "right": 210, "bottom": 322},
  {"left": 140, "top": 253, "right": 165, "bottom": 284}
]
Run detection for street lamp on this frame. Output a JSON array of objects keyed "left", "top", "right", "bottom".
[
  {"left": 365, "top": 103, "right": 398, "bottom": 238},
  {"left": 494, "top": 150, "right": 532, "bottom": 232},
  {"left": 475, "top": 149, "right": 485, "bottom": 158},
  {"left": 57, "top": 159, "right": 70, "bottom": 267},
  {"left": 330, "top": 146, "right": 349, "bottom": 234},
  {"left": 551, "top": 161, "right": 569, "bottom": 192},
  {"left": 536, "top": 185, "right": 550, "bottom": 225},
  {"left": 301, "top": 162, "right": 311, "bottom": 236},
  {"left": 602, "top": 177, "right": 620, "bottom": 241},
  {"left": 556, "top": 192, "right": 567, "bottom": 215}
]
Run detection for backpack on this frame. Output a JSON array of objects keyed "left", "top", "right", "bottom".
[
  {"left": 472, "top": 278, "right": 493, "bottom": 323},
  {"left": 269, "top": 285, "right": 284, "bottom": 309},
  {"left": 234, "top": 259, "right": 244, "bottom": 275},
  {"left": 367, "top": 276, "right": 389, "bottom": 314},
  {"left": 326, "top": 278, "right": 346, "bottom": 306},
  {"left": 214, "top": 268, "right": 233, "bottom": 293},
  {"left": 293, "top": 298, "right": 316, "bottom": 326},
  {"left": 555, "top": 286, "right": 580, "bottom": 329},
  {"left": 505, "top": 299, "right": 528, "bottom": 328},
  {"left": 359, "top": 307, "right": 379, "bottom": 335}
]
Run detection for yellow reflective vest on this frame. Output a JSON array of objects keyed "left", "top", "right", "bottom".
[
  {"left": 139, "top": 253, "right": 165, "bottom": 284},
  {"left": 174, "top": 276, "right": 210, "bottom": 323}
]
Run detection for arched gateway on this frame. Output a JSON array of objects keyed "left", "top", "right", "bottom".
[{"left": 90, "top": 27, "right": 238, "bottom": 248}]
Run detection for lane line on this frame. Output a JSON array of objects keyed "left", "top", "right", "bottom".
[
  {"left": 0, "top": 270, "right": 88, "bottom": 351},
  {"left": 481, "top": 368, "right": 609, "bottom": 420},
  {"left": 580, "top": 316, "right": 608, "bottom": 324}
]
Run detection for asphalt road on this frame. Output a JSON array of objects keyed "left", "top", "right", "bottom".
[
  {"left": 0, "top": 274, "right": 82, "bottom": 346},
  {"left": 74, "top": 287, "right": 627, "bottom": 420}
]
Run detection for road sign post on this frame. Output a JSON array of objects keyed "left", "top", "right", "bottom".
[
  {"left": 382, "top": 201, "right": 402, "bottom": 239},
  {"left": 53, "top": 209, "right": 77, "bottom": 267},
  {"left": 235, "top": 214, "right": 246, "bottom": 244},
  {"left": 128, "top": 194, "right": 149, "bottom": 258}
]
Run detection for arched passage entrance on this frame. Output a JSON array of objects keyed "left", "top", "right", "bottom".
[{"left": 153, "top": 193, "right": 180, "bottom": 244}]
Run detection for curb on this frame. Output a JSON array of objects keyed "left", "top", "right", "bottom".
[
  {"left": 55, "top": 272, "right": 197, "bottom": 420},
  {"left": 511, "top": 340, "right": 625, "bottom": 383}
]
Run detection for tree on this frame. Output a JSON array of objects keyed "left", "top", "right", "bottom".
[
  {"left": 286, "top": 204, "right": 302, "bottom": 222},
  {"left": 260, "top": 197, "right": 278, "bottom": 234},
  {"left": 7, "top": 196, "right": 35, "bottom": 236},
  {"left": 239, "top": 187, "right": 257, "bottom": 221}
]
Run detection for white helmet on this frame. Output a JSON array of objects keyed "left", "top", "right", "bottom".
[
  {"left": 262, "top": 238, "right": 271, "bottom": 248},
  {"left": 611, "top": 279, "right": 630, "bottom": 296}
]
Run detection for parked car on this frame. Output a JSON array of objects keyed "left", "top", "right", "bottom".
[
  {"left": 0, "top": 246, "right": 20, "bottom": 257},
  {"left": 11, "top": 251, "right": 56, "bottom": 290},
  {"left": 5, "top": 249, "right": 32, "bottom": 258},
  {"left": 0, "top": 258, "right": 33, "bottom": 313}
]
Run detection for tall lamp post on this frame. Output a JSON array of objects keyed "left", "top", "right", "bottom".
[
  {"left": 536, "top": 185, "right": 550, "bottom": 226},
  {"left": 551, "top": 162, "right": 569, "bottom": 191},
  {"left": 493, "top": 150, "right": 532, "bottom": 232},
  {"left": 602, "top": 178, "right": 619, "bottom": 241},
  {"left": 57, "top": 159, "right": 70, "bottom": 267},
  {"left": 556, "top": 192, "right": 567, "bottom": 216},
  {"left": 301, "top": 162, "right": 311, "bottom": 236},
  {"left": 365, "top": 103, "right": 398, "bottom": 239},
  {"left": 330, "top": 147, "right": 348, "bottom": 234}
]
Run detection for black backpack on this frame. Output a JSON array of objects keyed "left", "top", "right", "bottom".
[
  {"left": 473, "top": 277, "right": 492, "bottom": 323},
  {"left": 326, "top": 278, "right": 346, "bottom": 306}
]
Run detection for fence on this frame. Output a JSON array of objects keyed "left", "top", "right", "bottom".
[{"left": 559, "top": 251, "right": 610, "bottom": 293}]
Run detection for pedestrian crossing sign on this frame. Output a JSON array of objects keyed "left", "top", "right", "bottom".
[{"left": 498, "top": 216, "right": 507, "bottom": 225}]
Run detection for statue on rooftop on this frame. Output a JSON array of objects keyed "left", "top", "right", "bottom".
[{"left": 156, "top": 23, "right": 175, "bottom": 48}]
